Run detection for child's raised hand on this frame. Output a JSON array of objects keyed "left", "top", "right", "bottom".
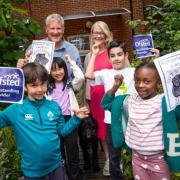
[
  {"left": 150, "top": 48, "right": 160, "bottom": 58},
  {"left": 108, "top": 74, "right": 124, "bottom": 96},
  {"left": 114, "top": 74, "right": 124, "bottom": 88},
  {"left": 72, "top": 106, "right": 89, "bottom": 119},
  {"left": 64, "top": 54, "right": 73, "bottom": 64}
]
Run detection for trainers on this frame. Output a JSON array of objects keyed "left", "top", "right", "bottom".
[
  {"left": 103, "top": 160, "right": 110, "bottom": 176},
  {"left": 120, "top": 162, "right": 123, "bottom": 172}
]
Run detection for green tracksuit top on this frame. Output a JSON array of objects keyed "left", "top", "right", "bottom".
[
  {"left": 0, "top": 97, "right": 81, "bottom": 177},
  {"left": 101, "top": 93, "right": 180, "bottom": 173}
]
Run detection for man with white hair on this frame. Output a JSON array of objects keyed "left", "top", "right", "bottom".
[
  {"left": 45, "top": 14, "right": 82, "bottom": 78},
  {"left": 44, "top": 14, "right": 83, "bottom": 180},
  {"left": 17, "top": 13, "right": 83, "bottom": 180}
]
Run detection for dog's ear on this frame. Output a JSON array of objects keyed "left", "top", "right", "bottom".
[
  {"left": 80, "top": 117, "right": 90, "bottom": 129},
  {"left": 90, "top": 119, "right": 98, "bottom": 129},
  {"left": 78, "top": 116, "right": 98, "bottom": 140}
]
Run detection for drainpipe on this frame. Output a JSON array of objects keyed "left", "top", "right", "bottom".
[
  {"left": 129, "top": 0, "right": 135, "bottom": 36},
  {"left": 27, "top": 0, "right": 32, "bottom": 17},
  {"left": 27, "top": 0, "right": 36, "bottom": 39}
]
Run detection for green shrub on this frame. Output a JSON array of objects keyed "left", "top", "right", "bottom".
[
  {"left": 0, "top": 127, "right": 22, "bottom": 179},
  {"left": 125, "top": 0, "right": 180, "bottom": 179},
  {"left": 0, "top": 0, "right": 42, "bottom": 179}
]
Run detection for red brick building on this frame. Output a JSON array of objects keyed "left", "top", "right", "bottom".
[{"left": 18, "top": 0, "right": 160, "bottom": 59}]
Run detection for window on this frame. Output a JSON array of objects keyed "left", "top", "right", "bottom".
[
  {"left": 67, "top": 34, "right": 90, "bottom": 52},
  {"left": 67, "top": 34, "right": 90, "bottom": 65}
]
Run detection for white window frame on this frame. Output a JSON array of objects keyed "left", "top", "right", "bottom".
[{"left": 67, "top": 34, "right": 90, "bottom": 54}]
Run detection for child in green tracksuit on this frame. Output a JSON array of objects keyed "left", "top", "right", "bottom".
[
  {"left": 0, "top": 62, "right": 89, "bottom": 180},
  {"left": 101, "top": 62, "right": 180, "bottom": 180}
]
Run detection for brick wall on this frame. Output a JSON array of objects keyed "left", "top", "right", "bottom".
[{"left": 17, "top": 0, "right": 160, "bottom": 54}]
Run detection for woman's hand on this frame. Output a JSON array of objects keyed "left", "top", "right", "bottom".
[{"left": 91, "top": 43, "right": 100, "bottom": 56}]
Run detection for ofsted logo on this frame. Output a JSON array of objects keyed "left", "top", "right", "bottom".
[{"left": 135, "top": 39, "right": 151, "bottom": 47}]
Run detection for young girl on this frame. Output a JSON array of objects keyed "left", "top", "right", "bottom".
[
  {"left": 47, "top": 55, "right": 84, "bottom": 180},
  {"left": 102, "top": 61, "right": 180, "bottom": 180}
]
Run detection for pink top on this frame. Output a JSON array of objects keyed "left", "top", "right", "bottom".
[
  {"left": 90, "top": 50, "right": 112, "bottom": 140},
  {"left": 125, "top": 94, "right": 164, "bottom": 154},
  {"left": 51, "top": 82, "right": 71, "bottom": 116},
  {"left": 93, "top": 50, "right": 112, "bottom": 71}
]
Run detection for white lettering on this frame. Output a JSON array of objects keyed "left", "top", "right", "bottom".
[
  {"left": 167, "top": 133, "right": 180, "bottom": 156},
  {"left": 0, "top": 93, "right": 10, "bottom": 97},
  {"left": 0, "top": 78, "right": 20, "bottom": 86},
  {"left": 135, "top": 39, "right": 151, "bottom": 47}
]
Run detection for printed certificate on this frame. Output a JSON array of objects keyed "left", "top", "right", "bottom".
[
  {"left": 154, "top": 51, "right": 180, "bottom": 111},
  {"left": 30, "top": 40, "right": 55, "bottom": 73}
]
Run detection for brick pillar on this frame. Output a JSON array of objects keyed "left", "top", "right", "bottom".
[{"left": 129, "top": 0, "right": 145, "bottom": 34}]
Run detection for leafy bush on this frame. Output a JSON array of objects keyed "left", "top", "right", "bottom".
[
  {"left": 128, "top": 0, "right": 180, "bottom": 55},
  {"left": 0, "top": 0, "right": 42, "bottom": 67},
  {"left": 0, "top": 0, "right": 42, "bottom": 179},
  {"left": 0, "top": 128, "right": 22, "bottom": 180},
  {"left": 125, "top": 0, "right": 180, "bottom": 179},
  {"left": 121, "top": 149, "right": 133, "bottom": 179}
]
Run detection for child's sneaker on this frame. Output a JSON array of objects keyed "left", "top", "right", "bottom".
[
  {"left": 103, "top": 160, "right": 110, "bottom": 176},
  {"left": 120, "top": 162, "right": 123, "bottom": 172}
]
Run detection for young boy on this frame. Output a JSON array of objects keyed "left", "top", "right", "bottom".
[
  {"left": 85, "top": 39, "right": 160, "bottom": 179},
  {"left": 0, "top": 63, "right": 89, "bottom": 180},
  {"left": 86, "top": 40, "right": 135, "bottom": 179}
]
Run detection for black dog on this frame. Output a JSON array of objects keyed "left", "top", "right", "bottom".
[{"left": 78, "top": 115, "right": 100, "bottom": 172}]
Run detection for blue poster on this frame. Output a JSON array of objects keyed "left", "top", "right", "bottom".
[
  {"left": 0, "top": 67, "right": 24, "bottom": 103},
  {"left": 133, "top": 34, "right": 154, "bottom": 58}
]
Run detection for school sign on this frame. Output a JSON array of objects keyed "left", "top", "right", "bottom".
[{"left": 0, "top": 67, "right": 24, "bottom": 104}]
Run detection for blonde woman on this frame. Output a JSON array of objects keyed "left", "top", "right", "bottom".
[{"left": 84, "top": 21, "right": 112, "bottom": 176}]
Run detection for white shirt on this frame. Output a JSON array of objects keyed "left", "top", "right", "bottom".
[{"left": 94, "top": 68, "right": 136, "bottom": 124}]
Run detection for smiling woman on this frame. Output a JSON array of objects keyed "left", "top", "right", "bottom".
[{"left": 83, "top": 21, "right": 113, "bottom": 176}]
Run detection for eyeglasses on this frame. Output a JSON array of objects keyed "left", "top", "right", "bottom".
[{"left": 92, "top": 31, "right": 105, "bottom": 36}]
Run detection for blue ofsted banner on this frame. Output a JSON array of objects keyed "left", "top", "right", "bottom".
[
  {"left": 133, "top": 34, "right": 154, "bottom": 58},
  {"left": 0, "top": 67, "right": 24, "bottom": 103}
]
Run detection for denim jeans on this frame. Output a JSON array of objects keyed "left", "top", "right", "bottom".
[{"left": 106, "top": 124, "right": 124, "bottom": 180}]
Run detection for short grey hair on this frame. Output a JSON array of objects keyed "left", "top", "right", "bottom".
[{"left": 45, "top": 14, "right": 64, "bottom": 27}]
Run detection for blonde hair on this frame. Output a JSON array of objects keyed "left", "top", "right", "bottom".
[
  {"left": 90, "top": 21, "right": 113, "bottom": 48},
  {"left": 45, "top": 14, "right": 64, "bottom": 27}
]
